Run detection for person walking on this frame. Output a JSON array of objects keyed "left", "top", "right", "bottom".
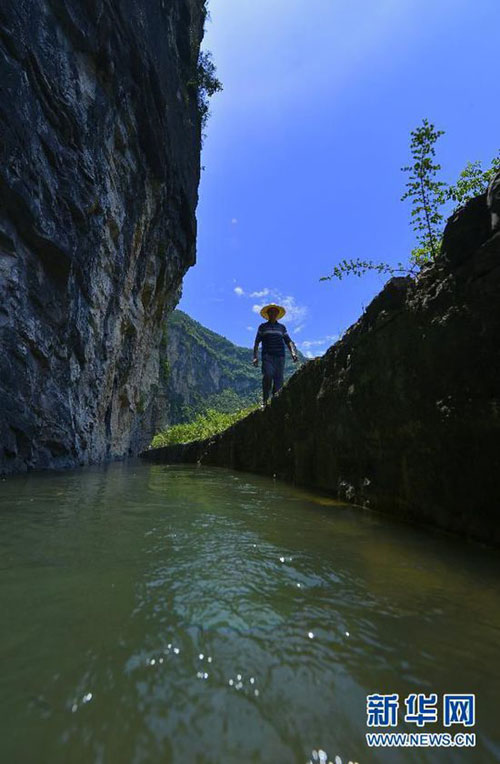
[{"left": 252, "top": 303, "right": 298, "bottom": 405}]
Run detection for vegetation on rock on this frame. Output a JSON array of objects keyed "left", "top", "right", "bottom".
[
  {"left": 446, "top": 157, "right": 500, "bottom": 207},
  {"left": 401, "top": 118, "right": 447, "bottom": 266},
  {"left": 321, "top": 120, "right": 500, "bottom": 281},
  {"left": 188, "top": 50, "right": 222, "bottom": 133},
  {"left": 151, "top": 406, "right": 258, "bottom": 447}
]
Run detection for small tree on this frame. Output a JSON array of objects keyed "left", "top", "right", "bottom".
[
  {"left": 194, "top": 50, "right": 222, "bottom": 133},
  {"left": 319, "top": 258, "right": 416, "bottom": 283},
  {"left": 321, "top": 122, "right": 500, "bottom": 283},
  {"left": 400, "top": 118, "right": 447, "bottom": 267},
  {"left": 447, "top": 155, "right": 500, "bottom": 208}
]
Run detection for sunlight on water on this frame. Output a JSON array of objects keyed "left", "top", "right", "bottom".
[{"left": 0, "top": 461, "right": 499, "bottom": 763}]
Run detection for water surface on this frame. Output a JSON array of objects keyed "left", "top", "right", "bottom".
[{"left": 1, "top": 461, "right": 499, "bottom": 763}]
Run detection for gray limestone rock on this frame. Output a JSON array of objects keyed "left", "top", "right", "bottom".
[
  {"left": 487, "top": 168, "right": 500, "bottom": 231},
  {"left": 0, "top": 0, "right": 205, "bottom": 474}
]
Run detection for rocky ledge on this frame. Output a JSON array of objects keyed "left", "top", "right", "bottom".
[
  {"left": 142, "top": 175, "right": 500, "bottom": 545},
  {"left": 0, "top": 0, "right": 205, "bottom": 474}
]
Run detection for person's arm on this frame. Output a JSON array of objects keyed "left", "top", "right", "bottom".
[
  {"left": 252, "top": 328, "right": 262, "bottom": 365},
  {"left": 283, "top": 326, "right": 298, "bottom": 362}
]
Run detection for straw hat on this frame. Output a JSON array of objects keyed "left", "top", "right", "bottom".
[{"left": 260, "top": 303, "right": 286, "bottom": 320}]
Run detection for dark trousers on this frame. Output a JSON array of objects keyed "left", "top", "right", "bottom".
[{"left": 262, "top": 353, "right": 285, "bottom": 402}]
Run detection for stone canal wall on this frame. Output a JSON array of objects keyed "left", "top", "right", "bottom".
[{"left": 142, "top": 178, "right": 500, "bottom": 545}]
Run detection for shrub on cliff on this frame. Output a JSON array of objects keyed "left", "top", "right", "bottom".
[
  {"left": 401, "top": 119, "right": 447, "bottom": 267},
  {"left": 321, "top": 121, "right": 500, "bottom": 281},
  {"left": 187, "top": 50, "right": 222, "bottom": 133}
]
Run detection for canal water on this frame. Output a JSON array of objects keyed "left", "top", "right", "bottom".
[{"left": 0, "top": 460, "right": 499, "bottom": 764}]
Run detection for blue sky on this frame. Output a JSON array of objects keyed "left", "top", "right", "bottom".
[{"left": 178, "top": 0, "right": 499, "bottom": 357}]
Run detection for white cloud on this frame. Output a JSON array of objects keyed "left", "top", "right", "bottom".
[
  {"left": 246, "top": 325, "right": 254, "bottom": 331},
  {"left": 294, "top": 324, "right": 305, "bottom": 334},
  {"left": 298, "top": 334, "right": 339, "bottom": 354},
  {"left": 278, "top": 295, "right": 307, "bottom": 324},
  {"left": 231, "top": 218, "right": 238, "bottom": 224},
  {"left": 300, "top": 339, "right": 327, "bottom": 349},
  {"left": 238, "top": 286, "right": 308, "bottom": 326}
]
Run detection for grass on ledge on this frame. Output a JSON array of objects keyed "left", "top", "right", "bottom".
[{"left": 151, "top": 406, "right": 258, "bottom": 447}]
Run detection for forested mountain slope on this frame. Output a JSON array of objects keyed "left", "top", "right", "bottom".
[{"left": 154, "top": 310, "right": 305, "bottom": 426}]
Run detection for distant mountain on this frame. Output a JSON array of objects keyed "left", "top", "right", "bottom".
[{"left": 154, "top": 310, "right": 305, "bottom": 427}]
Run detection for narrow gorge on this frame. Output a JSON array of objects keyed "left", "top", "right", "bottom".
[{"left": 1, "top": 5, "right": 499, "bottom": 761}]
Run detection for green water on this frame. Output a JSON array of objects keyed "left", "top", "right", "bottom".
[{"left": 0, "top": 461, "right": 499, "bottom": 764}]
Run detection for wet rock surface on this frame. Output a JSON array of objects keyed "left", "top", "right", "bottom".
[
  {"left": 0, "top": 0, "right": 204, "bottom": 474},
  {"left": 143, "top": 175, "right": 500, "bottom": 544}
]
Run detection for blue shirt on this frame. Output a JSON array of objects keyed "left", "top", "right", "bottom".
[{"left": 255, "top": 321, "right": 291, "bottom": 357}]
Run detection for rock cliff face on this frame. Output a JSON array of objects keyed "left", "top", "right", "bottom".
[
  {"left": 142, "top": 176, "right": 500, "bottom": 545},
  {"left": 152, "top": 309, "right": 304, "bottom": 429},
  {"left": 0, "top": 0, "right": 205, "bottom": 474}
]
